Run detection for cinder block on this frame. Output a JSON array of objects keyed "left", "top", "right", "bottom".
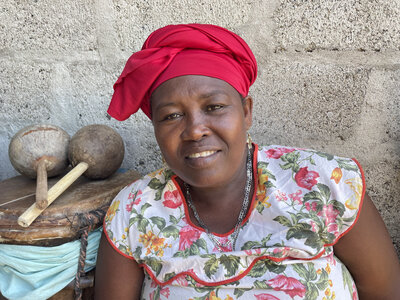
[
  {"left": 0, "top": 59, "right": 53, "bottom": 127},
  {"left": 251, "top": 58, "right": 369, "bottom": 151},
  {"left": 273, "top": 1, "right": 400, "bottom": 51},
  {"left": 112, "top": 0, "right": 255, "bottom": 51},
  {"left": 0, "top": 0, "right": 97, "bottom": 51}
]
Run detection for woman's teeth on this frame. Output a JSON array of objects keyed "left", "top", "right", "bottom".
[{"left": 188, "top": 150, "right": 216, "bottom": 158}]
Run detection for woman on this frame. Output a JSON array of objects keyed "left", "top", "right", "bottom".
[{"left": 95, "top": 24, "right": 400, "bottom": 299}]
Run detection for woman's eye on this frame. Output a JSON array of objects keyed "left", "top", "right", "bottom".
[
  {"left": 164, "top": 113, "right": 181, "bottom": 120},
  {"left": 206, "top": 104, "right": 223, "bottom": 112}
]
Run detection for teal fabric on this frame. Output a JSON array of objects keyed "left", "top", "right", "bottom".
[{"left": 0, "top": 227, "right": 102, "bottom": 300}]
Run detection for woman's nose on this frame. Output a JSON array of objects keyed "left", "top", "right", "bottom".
[{"left": 181, "top": 113, "right": 210, "bottom": 141}]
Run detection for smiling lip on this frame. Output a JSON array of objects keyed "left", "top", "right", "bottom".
[{"left": 187, "top": 150, "right": 217, "bottom": 159}]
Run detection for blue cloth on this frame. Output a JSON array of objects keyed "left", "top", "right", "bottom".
[{"left": 0, "top": 227, "right": 102, "bottom": 300}]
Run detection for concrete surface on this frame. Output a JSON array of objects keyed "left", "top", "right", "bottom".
[{"left": 1, "top": 1, "right": 400, "bottom": 255}]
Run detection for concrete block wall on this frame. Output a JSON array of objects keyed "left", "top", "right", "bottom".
[{"left": 1, "top": 0, "right": 399, "bottom": 254}]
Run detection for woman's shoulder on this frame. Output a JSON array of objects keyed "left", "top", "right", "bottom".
[
  {"left": 257, "top": 144, "right": 362, "bottom": 177},
  {"left": 112, "top": 168, "right": 176, "bottom": 201}
]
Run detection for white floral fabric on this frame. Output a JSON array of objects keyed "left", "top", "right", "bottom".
[{"left": 104, "top": 145, "right": 364, "bottom": 300}]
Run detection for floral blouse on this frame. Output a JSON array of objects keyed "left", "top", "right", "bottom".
[{"left": 104, "top": 145, "right": 364, "bottom": 300}]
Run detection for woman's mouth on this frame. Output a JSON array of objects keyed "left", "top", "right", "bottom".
[{"left": 187, "top": 150, "right": 217, "bottom": 158}]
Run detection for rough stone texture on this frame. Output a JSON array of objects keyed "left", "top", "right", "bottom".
[
  {"left": 0, "top": 0, "right": 97, "bottom": 52},
  {"left": 273, "top": 0, "right": 400, "bottom": 52},
  {"left": 112, "top": 0, "right": 256, "bottom": 52},
  {"left": 1, "top": 0, "right": 400, "bottom": 255}
]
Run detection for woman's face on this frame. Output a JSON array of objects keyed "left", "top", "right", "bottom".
[{"left": 151, "top": 75, "right": 252, "bottom": 189}]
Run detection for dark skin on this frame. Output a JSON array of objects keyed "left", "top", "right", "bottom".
[{"left": 95, "top": 75, "right": 400, "bottom": 299}]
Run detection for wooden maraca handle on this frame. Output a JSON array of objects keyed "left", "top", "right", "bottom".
[
  {"left": 18, "top": 162, "right": 89, "bottom": 227},
  {"left": 35, "top": 158, "right": 48, "bottom": 209}
]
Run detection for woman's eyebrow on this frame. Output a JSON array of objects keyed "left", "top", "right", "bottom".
[{"left": 198, "top": 90, "right": 227, "bottom": 99}]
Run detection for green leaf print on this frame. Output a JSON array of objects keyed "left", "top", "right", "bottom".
[
  {"left": 254, "top": 280, "right": 269, "bottom": 289},
  {"left": 305, "top": 282, "right": 319, "bottom": 300},
  {"left": 265, "top": 260, "right": 286, "bottom": 274},
  {"left": 304, "top": 232, "right": 323, "bottom": 250},
  {"left": 342, "top": 264, "right": 354, "bottom": 296},
  {"left": 292, "top": 263, "right": 310, "bottom": 280},
  {"left": 189, "top": 243, "right": 200, "bottom": 255},
  {"left": 146, "top": 257, "right": 163, "bottom": 276},
  {"left": 273, "top": 215, "right": 292, "bottom": 227},
  {"left": 303, "top": 190, "right": 324, "bottom": 202},
  {"left": 280, "top": 152, "right": 301, "bottom": 173},
  {"left": 220, "top": 254, "right": 241, "bottom": 277},
  {"left": 248, "top": 260, "right": 268, "bottom": 278},
  {"left": 204, "top": 256, "right": 219, "bottom": 278},
  {"left": 162, "top": 225, "right": 180, "bottom": 239},
  {"left": 316, "top": 183, "right": 331, "bottom": 202},
  {"left": 152, "top": 286, "right": 161, "bottom": 300},
  {"left": 315, "top": 268, "right": 329, "bottom": 290},
  {"left": 163, "top": 272, "right": 176, "bottom": 281},
  {"left": 140, "top": 203, "right": 152, "bottom": 214},
  {"left": 249, "top": 259, "right": 286, "bottom": 277},
  {"left": 150, "top": 216, "right": 166, "bottom": 231},
  {"left": 234, "top": 288, "right": 253, "bottom": 297},
  {"left": 258, "top": 162, "right": 277, "bottom": 181},
  {"left": 155, "top": 189, "right": 163, "bottom": 201},
  {"left": 256, "top": 201, "right": 265, "bottom": 214},
  {"left": 106, "top": 229, "right": 114, "bottom": 241},
  {"left": 169, "top": 215, "right": 178, "bottom": 224},
  {"left": 286, "top": 223, "right": 312, "bottom": 240},
  {"left": 241, "top": 241, "right": 262, "bottom": 250},
  {"left": 148, "top": 178, "right": 163, "bottom": 190},
  {"left": 137, "top": 217, "right": 149, "bottom": 233},
  {"left": 328, "top": 199, "right": 346, "bottom": 216},
  {"left": 336, "top": 158, "right": 359, "bottom": 172},
  {"left": 195, "top": 238, "right": 208, "bottom": 251},
  {"left": 133, "top": 246, "right": 142, "bottom": 258},
  {"left": 314, "top": 151, "right": 334, "bottom": 161},
  {"left": 118, "top": 244, "right": 129, "bottom": 255},
  {"left": 261, "top": 234, "right": 272, "bottom": 246}
]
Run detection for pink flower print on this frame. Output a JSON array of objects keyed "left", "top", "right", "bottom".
[
  {"left": 326, "top": 252, "right": 337, "bottom": 266},
  {"left": 275, "top": 190, "right": 288, "bottom": 202},
  {"left": 265, "top": 148, "right": 295, "bottom": 159},
  {"left": 273, "top": 247, "right": 290, "bottom": 257},
  {"left": 150, "top": 280, "right": 158, "bottom": 289},
  {"left": 162, "top": 190, "right": 182, "bottom": 209},
  {"left": 305, "top": 201, "right": 319, "bottom": 211},
  {"left": 289, "top": 190, "right": 303, "bottom": 205},
  {"left": 178, "top": 226, "right": 201, "bottom": 250},
  {"left": 160, "top": 287, "right": 170, "bottom": 298},
  {"left": 327, "top": 223, "right": 338, "bottom": 235},
  {"left": 352, "top": 283, "right": 358, "bottom": 300},
  {"left": 126, "top": 191, "right": 142, "bottom": 212},
  {"left": 267, "top": 275, "right": 306, "bottom": 298},
  {"left": 295, "top": 167, "right": 319, "bottom": 190},
  {"left": 255, "top": 294, "right": 280, "bottom": 300},
  {"left": 318, "top": 204, "right": 340, "bottom": 224},
  {"left": 244, "top": 248, "right": 262, "bottom": 255},
  {"left": 212, "top": 236, "right": 233, "bottom": 252},
  {"left": 128, "top": 190, "right": 142, "bottom": 200},
  {"left": 310, "top": 221, "right": 318, "bottom": 233},
  {"left": 173, "top": 275, "right": 189, "bottom": 287}
]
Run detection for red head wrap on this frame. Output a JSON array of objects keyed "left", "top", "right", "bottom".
[{"left": 107, "top": 24, "right": 257, "bottom": 120}]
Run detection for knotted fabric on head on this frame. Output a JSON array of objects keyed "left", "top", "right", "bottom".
[{"left": 107, "top": 24, "right": 258, "bottom": 120}]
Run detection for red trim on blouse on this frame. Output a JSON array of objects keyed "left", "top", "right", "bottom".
[
  {"left": 103, "top": 218, "right": 135, "bottom": 261},
  {"left": 139, "top": 248, "right": 327, "bottom": 287},
  {"left": 171, "top": 143, "right": 259, "bottom": 237}
]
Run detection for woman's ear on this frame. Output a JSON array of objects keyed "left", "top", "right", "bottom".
[{"left": 243, "top": 95, "right": 253, "bottom": 130}]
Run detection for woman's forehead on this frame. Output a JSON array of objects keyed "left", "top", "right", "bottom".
[{"left": 151, "top": 75, "right": 239, "bottom": 102}]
